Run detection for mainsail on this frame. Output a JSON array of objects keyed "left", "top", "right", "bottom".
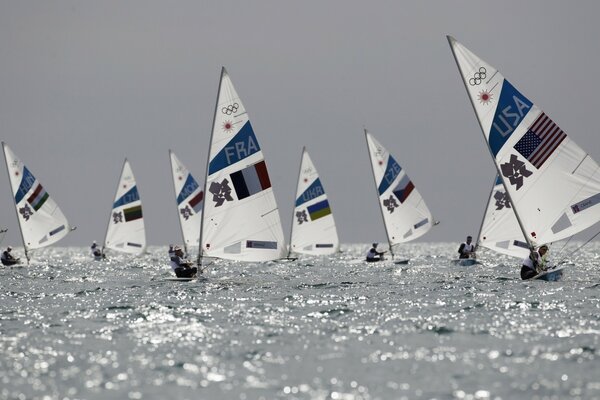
[
  {"left": 103, "top": 159, "right": 146, "bottom": 254},
  {"left": 290, "top": 148, "right": 340, "bottom": 255},
  {"left": 2, "top": 142, "right": 71, "bottom": 259},
  {"left": 169, "top": 150, "right": 203, "bottom": 254},
  {"left": 477, "top": 175, "right": 529, "bottom": 258},
  {"left": 448, "top": 36, "right": 600, "bottom": 248},
  {"left": 365, "top": 130, "right": 434, "bottom": 255},
  {"left": 199, "top": 67, "right": 286, "bottom": 262}
]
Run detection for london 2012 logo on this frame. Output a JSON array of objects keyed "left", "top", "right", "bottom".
[{"left": 469, "top": 67, "right": 487, "bottom": 86}]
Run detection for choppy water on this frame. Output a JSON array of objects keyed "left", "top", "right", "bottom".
[{"left": 1, "top": 243, "right": 599, "bottom": 400}]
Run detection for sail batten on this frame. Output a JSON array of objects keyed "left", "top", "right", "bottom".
[
  {"left": 103, "top": 159, "right": 146, "bottom": 254},
  {"left": 2, "top": 142, "right": 71, "bottom": 255},
  {"left": 290, "top": 148, "right": 340, "bottom": 255},
  {"left": 449, "top": 36, "right": 600, "bottom": 247},
  {"left": 200, "top": 68, "right": 286, "bottom": 261}
]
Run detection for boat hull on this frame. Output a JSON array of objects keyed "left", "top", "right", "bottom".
[
  {"left": 529, "top": 266, "right": 565, "bottom": 281},
  {"left": 451, "top": 258, "right": 478, "bottom": 267},
  {"left": 1, "top": 258, "right": 20, "bottom": 266}
]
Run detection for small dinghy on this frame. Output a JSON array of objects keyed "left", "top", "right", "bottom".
[
  {"left": 288, "top": 148, "right": 340, "bottom": 258},
  {"left": 102, "top": 159, "right": 147, "bottom": 258},
  {"left": 449, "top": 36, "right": 600, "bottom": 281},
  {"left": 364, "top": 130, "right": 438, "bottom": 264},
  {"left": 2, "top": 142, "right": 73, "bottom": 264}
]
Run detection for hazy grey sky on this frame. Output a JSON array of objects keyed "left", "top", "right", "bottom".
[{"left": 2, "top": 1, "right": 600, "bottom": 247}]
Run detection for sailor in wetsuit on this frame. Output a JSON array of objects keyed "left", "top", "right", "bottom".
[
  {"left": 365, "top": 243, "right": 386, "bottom": 262},
  {"left": 90, "top": 241, "right": 104, "bottom": 260},
  {"left": 1, "top": 246, "right": 18, "bottom": 266},
  {"left": 169, "top": 246, "right": 198, "bottom": 278},
  {"left": 521, "top": 245, "right": 549, "bottom": 280},
  {"left": 457, "top": 236, "right": 476, "bottom": 259}
]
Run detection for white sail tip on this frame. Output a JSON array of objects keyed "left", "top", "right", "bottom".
[{"left": 446, "top": 35, "right": 457, "bottom": 46}]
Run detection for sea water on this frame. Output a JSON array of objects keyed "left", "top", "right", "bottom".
[{"left": 0, "top": 243, "right": 599, "bottom": 400}]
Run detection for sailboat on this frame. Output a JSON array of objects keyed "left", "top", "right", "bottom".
[
  {"left": 448, "top": 36, "right": 600, "bottom": 280},
  {"left": 364, "top": 130, "right": 436, "bottom": 263},
  {"left": 289, "top": 147, "right": 340, "bottom": 256},
  {"left": 169, "top": 150, "right": 203, "bottom": 256},
  {"left": 102, "top": 159, "right": 146, "bottom": 256},
  {"left": 2, "top": 142, "right": 72, "bottom": 263},
  {"left": 197, "top": 67, "right": 286, "bottom": 264},
  {"left": 476, "top": 175, "right": 529, "bottom": 259}
]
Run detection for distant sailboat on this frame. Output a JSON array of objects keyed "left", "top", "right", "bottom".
[
  {"left": 197, "top": 67, "right": 286, "bottom": 263},
  {"left": 476, "top": 175, "right": 529, "bottom": 259},
  {"left": 169, "top": 150, "right": 203, "bottom": 256},
  {"left": 289, "top": 147, "right": 340, "bottom": 256},
  {"left": 2, "top": 142, "right": 72, "bottom": 263},
  {"left": 448, "top": 36, "right": 600, "bottom": 279},
  {"left": 364, "top": 130, "right": 436, "bottom": 263},
  {"left": 103, "top": 159, "right": 146, "bottom": 255}
]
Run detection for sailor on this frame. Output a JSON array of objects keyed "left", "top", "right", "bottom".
[
  {"left": 458, "top": 236, "right": 476, "bottom": 259},
  {"left": 365, "top": 243, "right": 386, "bottom": 262},
  {"left": 170, "top": 245, "right": 198, "bottom": 278},
  {"left": 1, "top": 246, "right": 17, "bottom": 266},
  {"left": 521, "top": 245, "right": 549, "bottom": 280},
  {"left": 90, "top": 241, "right": 104, "bottom": 260}
]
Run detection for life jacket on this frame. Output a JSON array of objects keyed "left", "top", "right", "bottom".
[
  {"left": 522, "top": 252, "right": 540, "bottom": 270},
  {"left": 366, "top": 248, "right": 379, "bottom": 260},
  {"left": 461, "top": 243, "right": 475, "bottom": 253}
]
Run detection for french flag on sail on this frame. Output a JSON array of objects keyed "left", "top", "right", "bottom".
[
  {"left": 230, "top": 160, "right": 272, "bottom": 200},
  {"left": 513, "top": 113, "right": 566, "bottom": 169}
]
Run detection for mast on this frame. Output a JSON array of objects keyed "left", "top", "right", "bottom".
[
  {"left": 197, "top": 67, "right": 226, "bottom": 267},
  {"left": 447, "top": 36, "right": 534, "bottom": 251},
  {"left": 364, "top": 129, "right": 395, "bottom": 259},
  {"left": 102, "top": 158, "right": 128, "bottom": 257},
  {"left": 2, "top": 142, "right": 30, "bottom": 264},
  {"left": 287, "top": 147, "right": 306, "bottom": 259},
  {"left": 169, "top": 150, "right": 189, "bottom": 256},
  {"left": 474, "top": 175, "right": 498, "bottom": 252}
]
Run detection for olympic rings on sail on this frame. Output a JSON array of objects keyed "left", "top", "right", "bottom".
[
  {"left": 469, "top": 67, "right": 487, "bottom": 86},
  {"left": 221, "top": 103, "right": 239, "bottom": 115}
]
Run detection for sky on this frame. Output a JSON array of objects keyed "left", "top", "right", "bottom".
[{"left": 1, "top": 1, "right": 600, "bottom": 247}]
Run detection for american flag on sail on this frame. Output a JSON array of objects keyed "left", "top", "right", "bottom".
[{"left": 513, "top": 113, "right": 566, "bottom": 169}]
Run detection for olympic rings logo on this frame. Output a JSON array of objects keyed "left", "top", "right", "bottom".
[
  {"left": 469, "top": 67, "right": 487, "bottom": 86},
  {"left": 221, "top": 103, "right": 239, "bottom": 115}
]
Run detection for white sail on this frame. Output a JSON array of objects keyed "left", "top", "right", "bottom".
[
  {"left": 199, "top": 67, "right": 286, "bottom": 262},
  {"left": 2, "top": 142, "right": 71, "bottom": 254},
  {"left": 477, "top": 175, "right": 529, "bottom": 258},
  {"left": 169, "top": 150, "right": 203, "bottom": 253},
  {"left": 365, "top": 131, "right": 434, "bottom": 251},
  {"left": 449, "top": 36, "right": 600, "bottom": 247},
  {"left": 103, "top": 159, "right": 146, "bottom": 254},
  {"left": 290, "top": 148, "right": 340, "bottom": 255}
]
